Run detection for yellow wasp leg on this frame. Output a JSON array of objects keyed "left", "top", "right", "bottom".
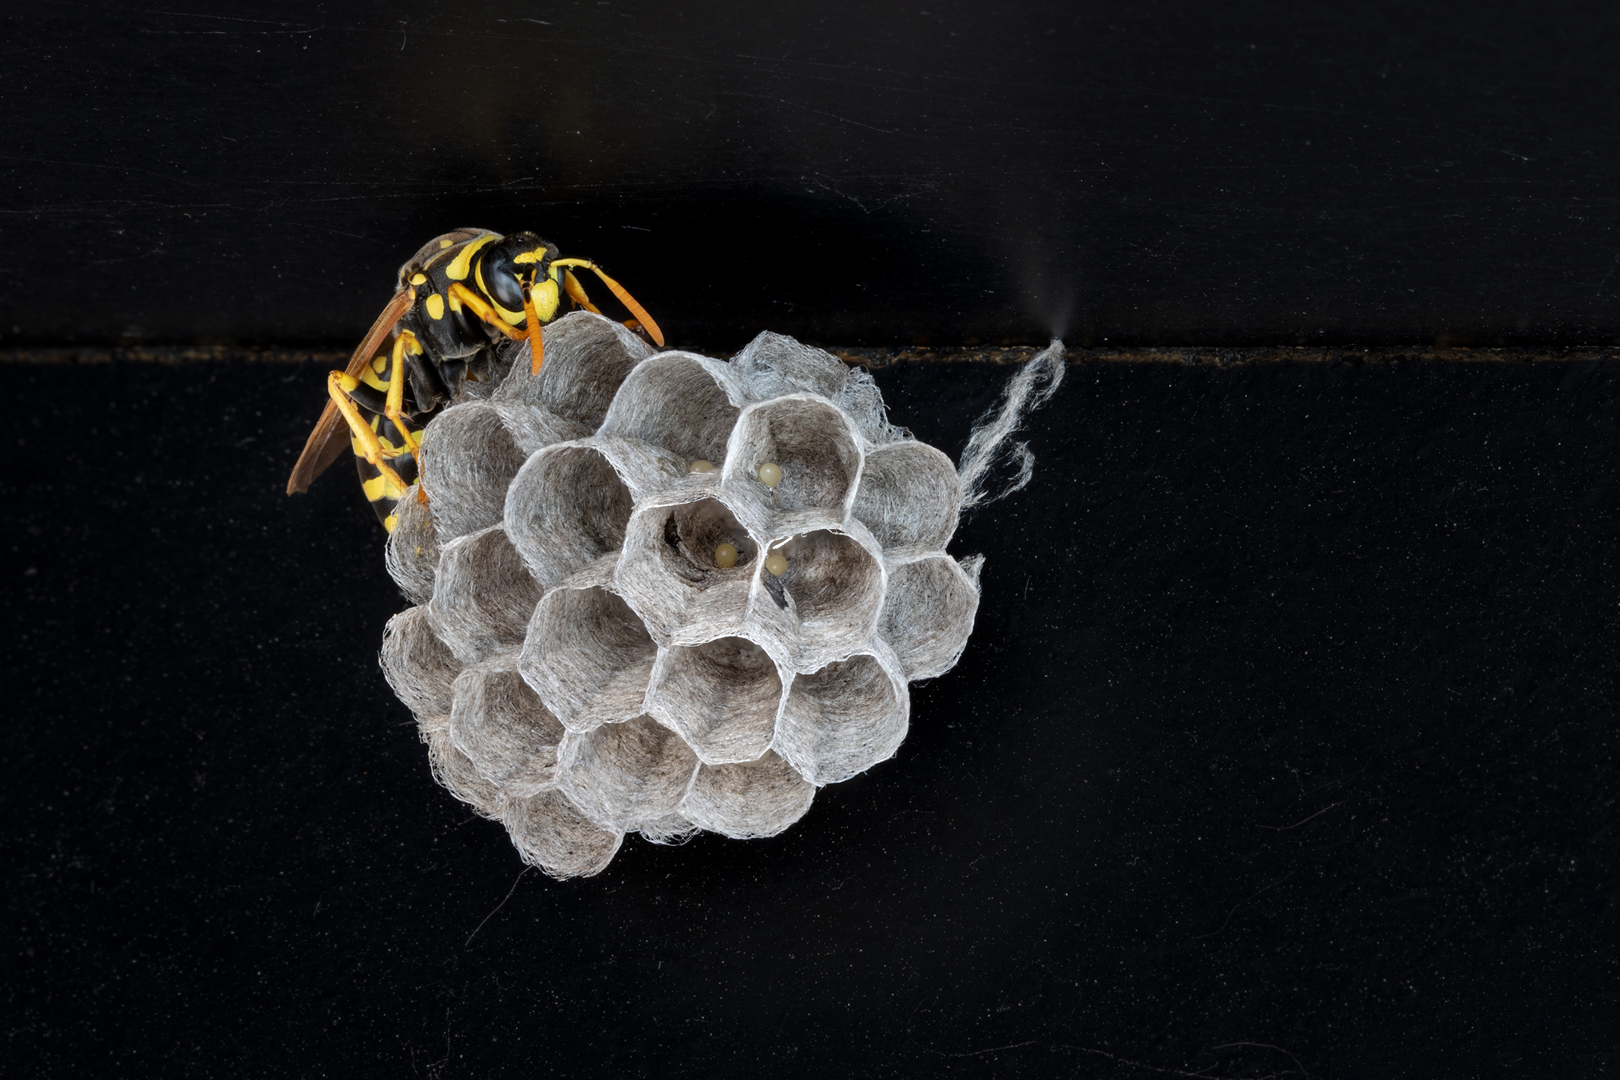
[
  {"left": 385, "top": 331, "right": 425, "bottom": 469},
  {"left": 550, "top": 258, "right": 665, "bottom": 346},
  {"left": 327, "top": 370, "right": 410, "bottom": 497},
  {"left": 562, "top": 270, "right": 604, "bottom": 315},
  {"left": 447, "top": 282, "right": 527, "bottom": 340},
  {"left": 380, "top": 333, "right": 431, "bottom": 506}
]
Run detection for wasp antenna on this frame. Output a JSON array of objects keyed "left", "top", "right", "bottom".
[
  {"left": 524, "top": 283, "right": 546, "bottom": 374},
  {"left": 554, "top": 259, "right": 664, "bottom": 347}
]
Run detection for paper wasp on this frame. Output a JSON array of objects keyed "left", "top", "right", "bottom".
[{"left": 285, "top": 228, "right": 663, "bottom": 530}]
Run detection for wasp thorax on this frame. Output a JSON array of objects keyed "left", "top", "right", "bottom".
[{"left": 381, "top": 313, "right": 979, "bottom": 879}]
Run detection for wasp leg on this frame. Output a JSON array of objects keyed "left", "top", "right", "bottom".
[
  {"left": 385, "top": 331, "right": 425, "bottom": 468},
  {"left": 401, "top": 346, "right": 452, "bottom": 421},
  {"left": 348, "top": 336, "right": 430, "bottom": 509},
  {"left": 342, "top": 383, "right": 423, "bottom": 524},
  {"left": 447, "top": 282, "right": 527, "bottom": 341},
  {"left": 327, "top": 369, "right": 411, "bottom": 501},
  {"left": 562, "top": 270, "right": 604, "bottom": 315},
  {"left": 550, "top": 258, "right": 664, "bottom": 346},
  {"left": 382, "top": 332, "right": 435, "bottom": 507}
]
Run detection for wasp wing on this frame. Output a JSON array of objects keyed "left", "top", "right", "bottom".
[
  {"left": 403, "top": 228, "right": 496, "bottom": 272},
  {"left": 285, "top": 287, "right": 414, "bottom": 495}
]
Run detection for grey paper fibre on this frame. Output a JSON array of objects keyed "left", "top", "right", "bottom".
[{"left": 379, "top": 312, "right": 1051, "bottom": 878}]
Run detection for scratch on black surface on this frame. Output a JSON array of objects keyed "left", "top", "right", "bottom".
[
  {"left": 1255, "top": 802, "right": 1343, "bottom": 832},
  {"left": 465, "top": 866, "right": 531, "bottom": 947},
  {"left": 1193, "top": 872, "right": 1296, "bottom": 940},
  {"left": 1054, "top": 1044, "right": 1308, "bottom": 1079},
  {"left": 922, "top": 1040, "right": 1040, "bottom": 1059},
  {"left": 0, "top": 153, "right": 208, "bottom": 187},
  {"left": 715, "top": 91, "right": 913, "bottom": 137},
  {"left": 138, "top": 8, "right": 311, "bottom": 27},
  {"left": 283, "top": 220, "right": 377, "bottom": 241},
  {"left": 133, "top": 7, "right": 326, "bottom": 37},
  {"left": 905, "top": 992, "right": 1040, "bottom": 1059},
  {"left": 1211, "top": 1043, "right": 1310, "bottom": 1077}
]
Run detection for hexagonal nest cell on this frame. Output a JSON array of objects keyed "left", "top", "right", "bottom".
[{"left": 376, "top": 313, "right": 1027, "bottom": 878}]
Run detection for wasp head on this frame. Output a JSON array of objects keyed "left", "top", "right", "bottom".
[{"left": 476, "top": 231, "right": 561, "bottom": 325}]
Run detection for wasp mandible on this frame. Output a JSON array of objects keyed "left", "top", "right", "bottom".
[{"left": 285, "top": 228, "right": 663, "bottom": 530}]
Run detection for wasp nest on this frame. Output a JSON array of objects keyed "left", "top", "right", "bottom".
[{"left": 379, "top": 312, "right": 990, "bottom": 878}]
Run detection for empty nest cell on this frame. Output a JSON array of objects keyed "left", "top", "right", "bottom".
[
  {"left": 505, "top": 442, "right": 634, "bottom": 589},
  {"left": 646, "top": 636, "right": 785, "bottom": 765},
  {"left": 421, "top": 401, "right": 583, "bottom": 542},
  {"left": 879, "top": 553, "right": 983, "bottom": 681},
  {"left": 501, "top": 789, "right": 624, "bottom": 879},
  {"left": 558, "top": 714, "right": 700, "bottom": 835},
  {"left": 426, "top": 727, "right": 508, "bottom": 819},
  {"left": 450, "top": 658, "right": 567, "bottom": 798},
  {"left": 724, "top": 394, "right": 864, "bottom": 516},
  {"left": 598, "top": 352, "right": 743, "bottom": 466},
  {"left": 493, "top": 311, "right": 655, "bottom": 428},
  {"left": 774, "top": 650, "right": 909, "bottom": 786},
  {"left": 730, "top": 331, "right": 903, "bottom": 445},
  {"left": 680, "top": 751, "right": 817, "bottom": 839},
  {"left": 519, "top": 577, "right": 658, "bottom": 732},
  {"left": 852, "top": 440, "right": 962, "bottom": 550},
  {"left": 380, "top": 606, "right": 463, "bottom": 731},
  {"left": 426, "top": 525, "right": 544, "bottom": 665}
]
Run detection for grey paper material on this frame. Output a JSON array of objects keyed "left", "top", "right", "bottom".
[{"left": 381, "top": 312, "right": 982, "bottom": 877}]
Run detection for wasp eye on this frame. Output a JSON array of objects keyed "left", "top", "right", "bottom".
[{"left": 479, "top": 247, "right": 526, "bottom": 312}]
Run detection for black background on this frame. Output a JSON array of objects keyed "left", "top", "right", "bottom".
[
  {"left": 7, "top": 0, "right": 1620, "bottom": 347},
  {"left": 4, "top": 1, "right": 1620, "bottom": 1077}
]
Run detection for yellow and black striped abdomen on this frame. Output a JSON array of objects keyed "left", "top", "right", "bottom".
[{"left": 355, "top": 416, "right": 419, "bottom": 531}]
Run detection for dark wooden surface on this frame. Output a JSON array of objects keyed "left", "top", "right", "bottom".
[{"left": 6, "top": 0, "right": 1620, "bottom": 347}]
